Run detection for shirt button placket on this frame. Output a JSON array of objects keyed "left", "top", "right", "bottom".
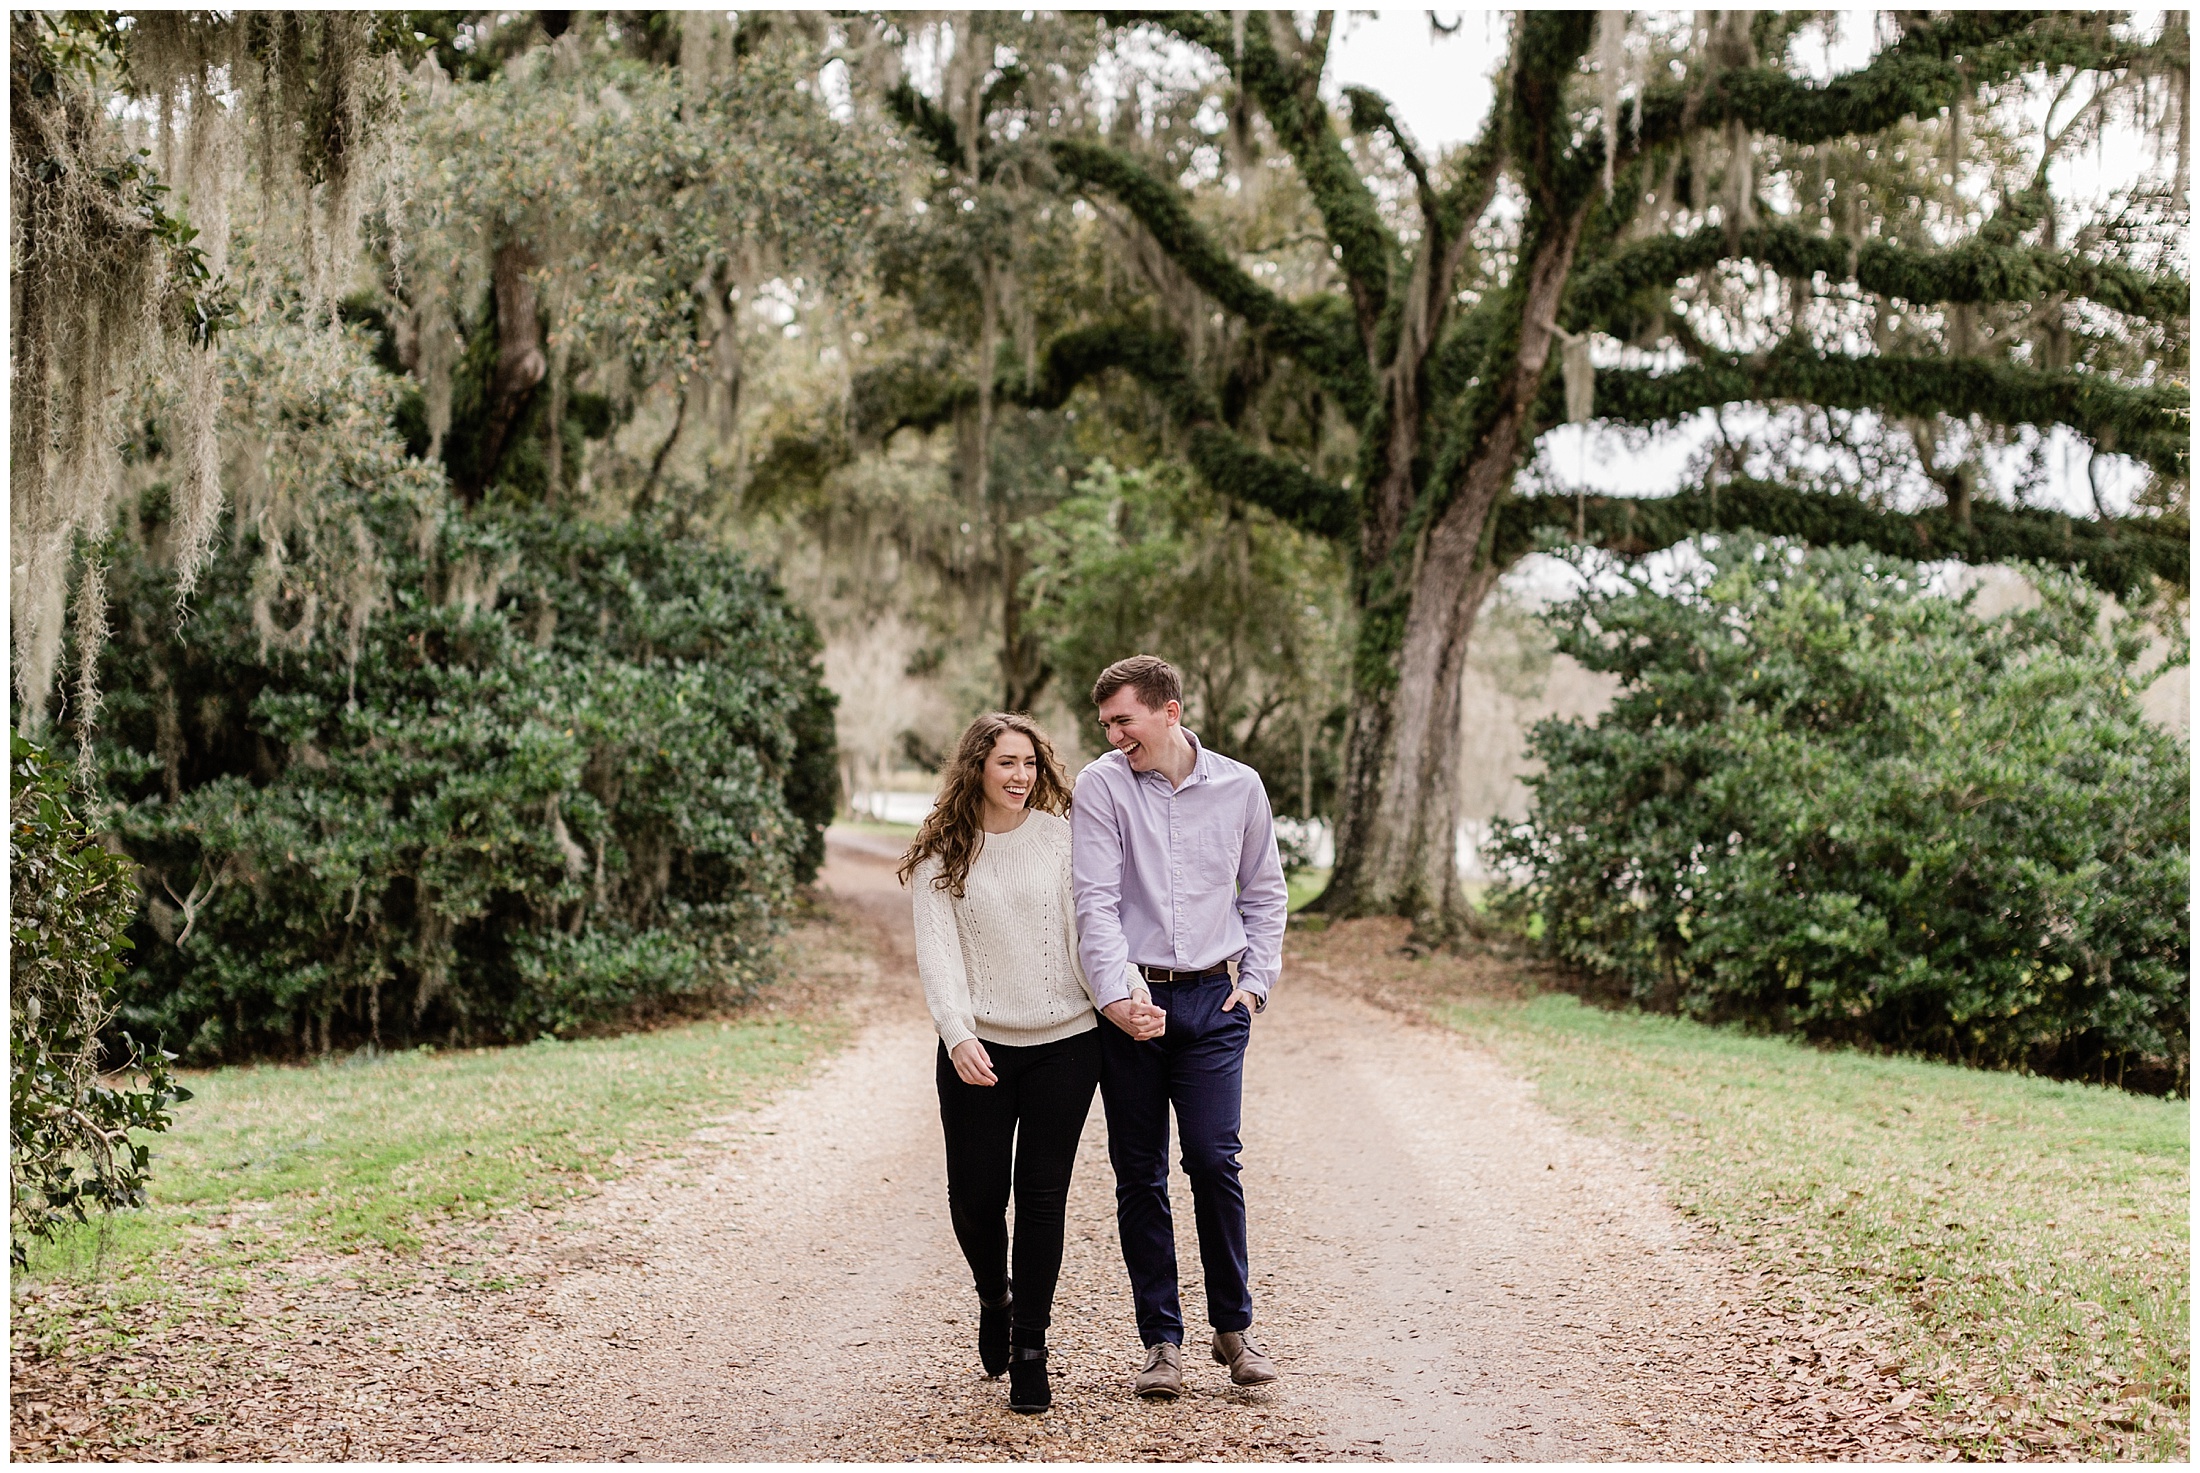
[{"left": 1169, "top": 794, "right": 1182, "bottom": 963}]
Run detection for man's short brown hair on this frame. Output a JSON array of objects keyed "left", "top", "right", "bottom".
[{"left": 1091, "top": 654, "right": 1181, "bottom": 711}]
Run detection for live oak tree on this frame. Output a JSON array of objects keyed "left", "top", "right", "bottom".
[
  {"left": 397, "top": 10, "right": 888, "bottom": 511},
  {"left": 855, "top": 12, "right": 1358, "bottom": 745},
  {"left": 1017, "top": 10, "right": 2187, "bottom": 935}
]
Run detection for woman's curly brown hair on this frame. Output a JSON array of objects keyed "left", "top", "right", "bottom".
[{"left": 897, "top": 712, "right": 1073, "bottom": 898}]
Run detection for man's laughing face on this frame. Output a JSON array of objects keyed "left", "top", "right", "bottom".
[{"left": 1096, "top": 687, "right": 1179, "bottom": 773}]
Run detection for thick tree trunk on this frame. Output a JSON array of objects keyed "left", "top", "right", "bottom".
[
  {"left": 1319, "top": 206, "right": 1588, "bottom": 935},
  {"left": 1322, "top": 521, "right": 1501, "bottom": 934},
  {"left": 468, "top": 239, "right": 546, "bottom": 501}
]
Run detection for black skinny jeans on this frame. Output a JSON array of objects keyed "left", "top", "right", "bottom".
[{"left": 936, "top": 1027, "right": 1101, "bottom": 1341}]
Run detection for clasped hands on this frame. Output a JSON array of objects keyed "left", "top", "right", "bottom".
[
  {"left": 956, "top": 984, "right": 1257, "bottom": 1084},
  {"left": 1102, "top": 994, "right": 1168, "bottom": 1041},
  {"left": 1104, "top": 983, "right": 1259, "bottom": 1041},
  {"left": 950, "top": 996, "right": 1165, "bottom": 1086}
]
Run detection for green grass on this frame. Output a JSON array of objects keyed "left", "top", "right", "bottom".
[
  {"left": 1288, "top": 871, "right": 1487, "bottom": 915},
  {"left": 19, "top": 1009, "right": 842, "bottom": 1286},
  {"left": 838, "top": 818, "right": 920, "bottom": 844},
  {"left": 1437, "top": 989, "right": 2189, "bottom": 1457},
  {"left": 1286, "top": 867, "right": 1330, "bottom": 912}
]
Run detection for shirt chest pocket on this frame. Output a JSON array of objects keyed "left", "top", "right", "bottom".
[{"left": 1180, "top": 817, "right": 1240, "bottom": 894}]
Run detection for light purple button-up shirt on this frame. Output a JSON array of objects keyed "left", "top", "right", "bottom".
[{"left": 1070, "top": 730, "right": 1289, "bottom": 1010}]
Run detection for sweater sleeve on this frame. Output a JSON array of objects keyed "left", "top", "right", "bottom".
[{"left": 909, "top": 858, "right": 979, "bottom": 1051}]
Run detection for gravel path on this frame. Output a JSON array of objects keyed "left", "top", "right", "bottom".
[
  {"left": 18, "top": 833, "right": 1937, "bottom": 1460},
  {"left": 412, "top": 835, "right": 1928, "bottom": 1461}
]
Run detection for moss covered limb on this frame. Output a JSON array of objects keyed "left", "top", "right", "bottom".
[
  {"left": 1185, "top": 426, "right": 1357, "bottom": 541},
  {"left": 1586, "top": 351, "right": 2188, "bottom": 477},
  {"left": 1568, "top": 221, "right": 2189, "bottom": 328},
  {"left": 1635, "top": 13, "right": 2132, "bottom": 150},
  {"left": 849, "top": 351, "right": 974, "bottom": 440},
  {"left": 1124, "top": 10, "right": 1397, "bottom": 336},
  {"left": 1508, "top": 11, "right": 1601, "bottom": 214},
  {"left": 856, "top": 315, "right": 1360, "bottom": 545},
  {"left": 1342, "top": 84, "right": 1444, "bottom": 246},
  {"left": 1047, "top": 139, "right": 1374, "bottom": 416},
  {"left": 1494, "top": 478, "right": 2188, "bottom": 599},
  {"left": 886, "top": 80, "right": 966, "bottom": 173},
  {"left": 1015, "top": 321, "right": 1217, "bottom": 421},
  {"left": 852, "top": 321, "right": 1219, "bottom": 443},
  {"left": 1421, "top": 14, "right": 1601, "bottom": 530},
  {"left": 1027, "top": 322, "right": 1355, "bottom": 540}
]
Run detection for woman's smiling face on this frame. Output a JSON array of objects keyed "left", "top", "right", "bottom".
[{"left": 981, "top": 729, "right": 1038, "bottom": 815}]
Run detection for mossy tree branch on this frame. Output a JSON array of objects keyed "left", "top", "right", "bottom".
[
  {"left": 1014, "top": 324, "right": 1354, "bottom": 538},
  {"left": 1013, "top": 321, "right": 1217, "bottom": 421},
  {"left": 1186, "top": 427, "right": 1358, "bottom": 541},
  {"left": 851, "top": 321, "right": 1355, "bottom": 542},
  {"left": 1584, "top": 350, "right": 2188, "bottom": 478},
  {"left": 1047, "top": 139, "right": 1374, "bottom": 417},
  {"left": 1633, "top": 12, "right": 2137, "bottom": 153},
  {"left": 1122, "top": 9, "right": 1398, "bottom": 340},
  {"left": 1419, "top": 13, "right": 1601, "bottom": 534},
  {"left": 1493, "top": 477, "right": 2188, "bottom": 600},
  {"left": 1341, "top": 85, "right": 1443, "bottom": 247},
  {"left": 885, "top": 80, "right": 966, "bottom": 173},
  {"left": 1567, "top": 221, "right": 2190, "bottom": 331}
]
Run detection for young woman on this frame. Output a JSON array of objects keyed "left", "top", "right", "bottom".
[{"left": 899, "top": 712, "right": 1097, "bottom": 1416}]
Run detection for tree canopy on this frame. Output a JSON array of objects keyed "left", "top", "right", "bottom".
[{"left": 966, "top": 10, "right": 2188, "bottom": 933}]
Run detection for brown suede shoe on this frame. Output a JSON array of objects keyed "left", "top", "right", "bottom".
[
  {"left": 1212, "top": 1329, "right": 1279, "bottom": 1386},
  {"left": 1135, "top": 1342, "right": 1183, "bottom": 1399}
]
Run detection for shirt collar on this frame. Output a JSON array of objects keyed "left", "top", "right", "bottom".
[
  {"left": 1183, "top": 729, "right": 1209, "bottom": 782},
  {"left": 1141, "top": 728, "right": 1210, "bottom": 788}
]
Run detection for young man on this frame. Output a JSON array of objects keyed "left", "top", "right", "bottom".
[{"left": 1071, "top": 654, "right": 1290, "bottom": 1399}]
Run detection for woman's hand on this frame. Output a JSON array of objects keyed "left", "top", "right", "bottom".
[
  {"left": 950, "top": 1037, "right": 998, "bottom": 1086},
  {"left": 1102, "top": 997, "right": 1167, "bottom": 1041}
]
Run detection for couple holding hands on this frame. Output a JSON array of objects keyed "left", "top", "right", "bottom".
[{"left": 898, "top": 654, "right": 1290, "bottom": 1414}]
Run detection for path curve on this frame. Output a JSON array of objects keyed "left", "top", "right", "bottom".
[{"left": 404, "top": 834, "right": 1925, "bottom": 1461}]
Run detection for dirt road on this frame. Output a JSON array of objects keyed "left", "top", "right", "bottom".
[
  {"left": 21, "top": 832, "right": 1932, "bottom": 1461},
  {"left": 399, "top": 834, "right": 1924, "bottom": 1461}
]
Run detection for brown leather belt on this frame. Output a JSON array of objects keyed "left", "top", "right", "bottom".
[{"left": 1137, "top": 963, "right": 1228, "bottom": 983}]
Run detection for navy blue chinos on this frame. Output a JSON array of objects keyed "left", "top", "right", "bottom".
[{"left": 1098, "top": 970, "right": 1252, "bottom": 1347}]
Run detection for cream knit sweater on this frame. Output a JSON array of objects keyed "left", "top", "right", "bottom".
[{"left": 910, "top": 811, "right": 1099, "bottom": 1051}]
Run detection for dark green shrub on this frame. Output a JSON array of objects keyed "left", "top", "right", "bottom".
[
  {"left": 1494, "top": 536, "right": 2188, "bottom": 1089},
  {"left": 10, "top": 736, "right": 189, "bottom": 1263},
  {"left": 90, "top": 496, "right": 836, "bottom": 1062}
]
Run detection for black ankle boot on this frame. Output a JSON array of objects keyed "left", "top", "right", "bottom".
[
  {"left": 977, "top": 1293, "right": 1013, "bottom": 1378},
  {"left": 1007, "top": 1343, "right": 1050, "bottom": 1414}
]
